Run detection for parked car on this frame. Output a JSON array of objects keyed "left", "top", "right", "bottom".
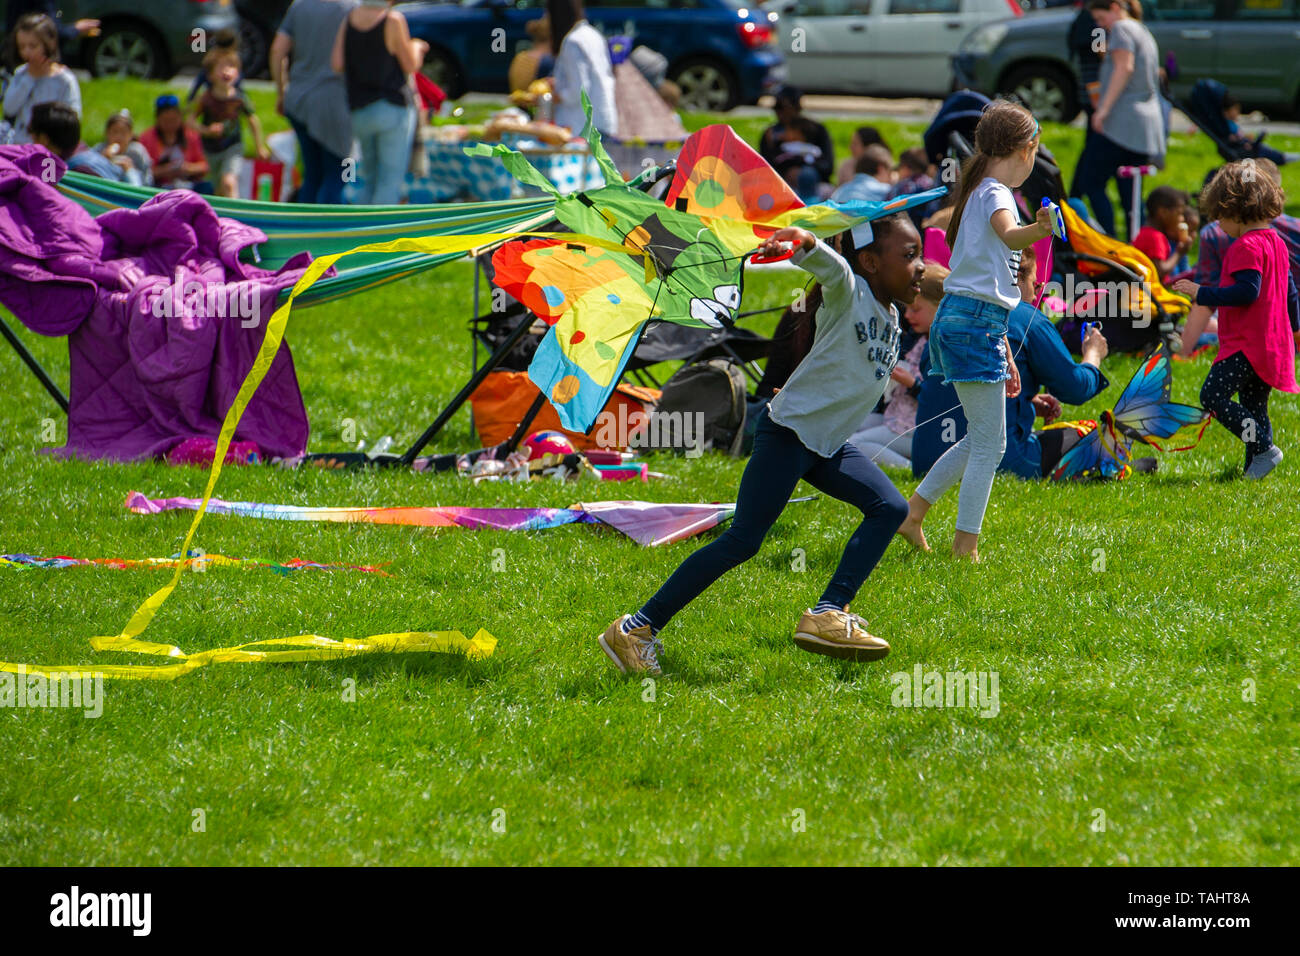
[
  {"left": 762, "top": 0, "right": 1023, "bottom": 99},
  {"left": 0, "top": 0, "right": 242, "bottom": 79},
  {"left": 402, "top": 0, "right": 786, "bottom": 111},
  {"left": 953, "top": 0, "right": 1300, "bottom": 123},
  {"left": 235, "top": 0, "right": 293, "bottom": 79}
]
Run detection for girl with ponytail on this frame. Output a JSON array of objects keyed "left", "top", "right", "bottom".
[{"left": 897, "top": 99, "right": 1052, "bottom": 562}]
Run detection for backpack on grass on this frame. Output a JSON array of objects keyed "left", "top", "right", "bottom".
[{"left": 650, "top": 358, "right": 748, "bottom": 457}]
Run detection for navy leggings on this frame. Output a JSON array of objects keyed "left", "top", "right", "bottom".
[
  {"left": 1201, "top": 351, "right": 1273, "bottom": 456},
  {"left": 639, "top": 411, "right": 908, "bottom": 631},
  {"left": 287, "top": 116, "right": 347, "bottom": 205}
]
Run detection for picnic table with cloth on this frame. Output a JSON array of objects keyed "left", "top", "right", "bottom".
[{"left": 345, "top": 133, "right": 604, "bottom": 204}]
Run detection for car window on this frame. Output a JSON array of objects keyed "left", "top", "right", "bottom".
[
  {"left": 587, "top": 0, "right": 700, "bottom": 6},
  {"left": 1145, "top": 0, "right": 1218, "bottom": 19},
  {"left": 888, "top": 0, "right": 959, "bottom": 12},
  {"left": 792, "top": 0, "right": 875, "bottom": 15},
  {"left": 1230, "top": 0, "right": 1299, "bottom": 18}
]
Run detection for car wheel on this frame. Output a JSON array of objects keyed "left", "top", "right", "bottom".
[
  {"left": 1001, "top": 64, "right": 1079, "bottom": 124},
  {"left": 238, "top": 18, "right": 270, "bottom": 79},
  {"left": 88, "top": 24, "right": 167, "bottom": 79},
  {"left": 670, "top": 58, "right": 739, "bottom": 112},
  {"left": 421, "top": 47, "right": 465, "bottom": 100}
]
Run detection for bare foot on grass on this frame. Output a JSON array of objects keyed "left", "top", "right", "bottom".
[
  {"left": 953, "top": 530, "right": 980, "bottom": 563},
  {"left": 896, "top": 516, "right": 931, "bottom": 552}
]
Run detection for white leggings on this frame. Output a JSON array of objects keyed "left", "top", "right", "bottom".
[
  {"left": 915, "top": 380, "right": 1006, "bottom": 535},
  {"left": 850, "top": 425, "right": 912, "bottom": 469}
]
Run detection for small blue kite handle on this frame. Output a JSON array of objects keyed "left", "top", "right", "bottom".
[{"left": 1041, "top": 197, "right": 1067, "bottom": 241}]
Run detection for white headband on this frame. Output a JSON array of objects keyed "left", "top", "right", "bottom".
[{"left": 850, "top": 220, "right": 874, "bottom": 250}]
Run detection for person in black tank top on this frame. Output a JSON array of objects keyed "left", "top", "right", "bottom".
[
  {"left": 344, "top": 8, "right": 410, "bottom": 111},
  {"left": 331, "top": 1, "right": 426, "bottom": 204}
]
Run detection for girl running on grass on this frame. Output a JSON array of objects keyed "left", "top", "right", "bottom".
[
  {"left": 599, "top": 213, "right": 925, "bottom": 675},
  {"left": 896, "top": 100, "right": 1053, "bottom": 562},
  {"left": 1173, "top": 161, "right": 1300, "bottom": 478}
]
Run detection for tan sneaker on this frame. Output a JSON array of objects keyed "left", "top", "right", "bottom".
[
  {"left": 793, "top": 607, "right": 890, "bottom": 662},
  {"left": 598, "top": 615, "right": 663, "bottom": 675}
]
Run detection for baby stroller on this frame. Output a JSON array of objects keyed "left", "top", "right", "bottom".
[
  {"left": 1178, "top": 79, "right": 1290, "bottom": 166},
  {"left": 923, "top": 90, "right": 1066, "bottom": 214},
  {"left": 1051, "top": 201, "right": 1188, "bottom": 353}
]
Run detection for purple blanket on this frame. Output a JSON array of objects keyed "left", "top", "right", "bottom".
[{"left": 0, "top": 144, "right": 312, "bottom": 461}]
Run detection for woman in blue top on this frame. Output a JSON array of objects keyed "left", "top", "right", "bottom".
[{"left": 912, "top": 245, "right": 1112, "bottom": 479}]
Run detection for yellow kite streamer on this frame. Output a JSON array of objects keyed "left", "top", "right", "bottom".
[
  {"left": 0, "top": 631, "right": 497, "bottom": 682},
  {"left": 7, "top": 233, "right": 604, "bottom": 680}
]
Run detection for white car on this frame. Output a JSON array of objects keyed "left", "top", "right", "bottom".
[{"left": 762, "top": 0, "right": 1026, "bottom": 99}]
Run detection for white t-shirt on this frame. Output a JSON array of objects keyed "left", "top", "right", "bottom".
[
  {"left": 943, "top": 177, "right": 1021, "bottom": 310},
  {"left": 552, "top": 22, "right": 618, "bottom": 137}
]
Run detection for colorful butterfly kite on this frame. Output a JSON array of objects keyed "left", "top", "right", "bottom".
[
  {"left": 1051, "top": 345, "right": 1210, "bottom": 481},
  {"left": 470, "top": 97, "right": 946, "bottom": 431}
]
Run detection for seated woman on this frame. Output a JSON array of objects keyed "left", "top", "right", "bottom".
[
  {"left": 138, "top": 94, "right": 209, "bottom": 191},
  {"left": 912, "top": 245, "right": 1112, "bottom": 479},
  {"left": 91, "top": 110, "right": 153, "bottom": 186},
  {"left": 2, "top": 13, "right": 81, "bottom": 145},
  {"left": 850, "top": 263, "right": 947, "bottom": 469}
]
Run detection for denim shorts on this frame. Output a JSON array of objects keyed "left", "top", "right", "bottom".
[{"left": 927, "top": 293, "right": 1012, "bottom": 384}]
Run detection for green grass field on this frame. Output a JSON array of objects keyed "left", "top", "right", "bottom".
[{"left": 1, "top": 82, "right": 1297, "bottom": 865}]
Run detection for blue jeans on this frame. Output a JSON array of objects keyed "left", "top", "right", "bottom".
[
  {"left": 350, "top": 99, "right": 415, "bottom": 206},
  {"left": 288, "top": 116, "right": 347, "bottom": 205},
  {"left": 1069, "top": 128, "right": 1151, "bottom": 241},
  {"left": 638, "top": 410, "right": 907, "bottom": 631},
  {"left": 928, "top": 294, "right": 1011, "bottom": 384}
]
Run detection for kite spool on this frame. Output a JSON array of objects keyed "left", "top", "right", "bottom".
[{"left": 749, "top": 242, "right": 797, "bottom": 265}]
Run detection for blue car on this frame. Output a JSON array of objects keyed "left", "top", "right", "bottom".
[{"left": 403, "top": 0, "right": 785, "bottom": 111}]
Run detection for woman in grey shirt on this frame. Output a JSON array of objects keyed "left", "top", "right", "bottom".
[
  {"left": 271, "top": 0, "right": 358, "bottom": 204},
  {"left": 1068, "top": 0, "right": 1165, "bottom": 241}
]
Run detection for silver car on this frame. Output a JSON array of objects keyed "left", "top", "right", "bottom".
[
  {"left": 763, "top": 0, "right": 1026, "bottom": 98},
  {"left": 954, "top": 0, "right": 1300, "bottom": 123}
]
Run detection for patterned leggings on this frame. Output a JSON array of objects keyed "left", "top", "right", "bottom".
[{"left": 1200, "top": 352, "right": 1273, "bottom": 457}]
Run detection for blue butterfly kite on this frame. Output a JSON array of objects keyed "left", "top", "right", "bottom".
[{"left": 1051, "top": 345, "right": 1209, "bottom": 481}]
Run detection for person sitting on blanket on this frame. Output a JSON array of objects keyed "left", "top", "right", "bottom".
[
  {"left": 836, "top": 125, "right": 890, "bottom": 187},
  {"left": 1181, "top": 158, "right": 1300, "bottom": 358},
  {"left": 1133, "top": 185, "right": 1192, "bottom": 283},
  {"left": 139, "top": 94, "right": 209, "bottom": 190},
  {"left": 759, "top": 86, "right": 834, "bottom": 199},
  {"left": 831, "top": 144, "right": 894, "bottom": 204},
  {"left": 27, "top": 101, "right": 124, "bottom": 181},
  {"left": 887, "top": 148, "right": 941, "bottom": 231},
  {"left": 772, "top": 116, "right": 830, "bottom": 203},
  {"left": 912, "top": 244, "right": 1112, "bottom": 479},
  {"left": 849, "top": 262, "right": 947, "bottom": 469},
  {"left": 91, "top": 109, "right": 153, "bottom": 186}
]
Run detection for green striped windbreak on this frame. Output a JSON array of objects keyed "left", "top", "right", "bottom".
[{"left": 58, "top": 173, "right": 556, "bottom": 307}]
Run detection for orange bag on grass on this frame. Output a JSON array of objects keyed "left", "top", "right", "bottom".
[{"left": 470, "top": 370, "right": 659, "bottom": 450}]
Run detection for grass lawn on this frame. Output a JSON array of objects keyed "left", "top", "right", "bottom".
[{"left": 0, "top": 81, "right": 1297, "bottom": 866}]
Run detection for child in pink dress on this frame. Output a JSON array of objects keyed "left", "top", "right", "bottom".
[{"left": 1174, "top": 161, "right": 1300, "bottom": 479}]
